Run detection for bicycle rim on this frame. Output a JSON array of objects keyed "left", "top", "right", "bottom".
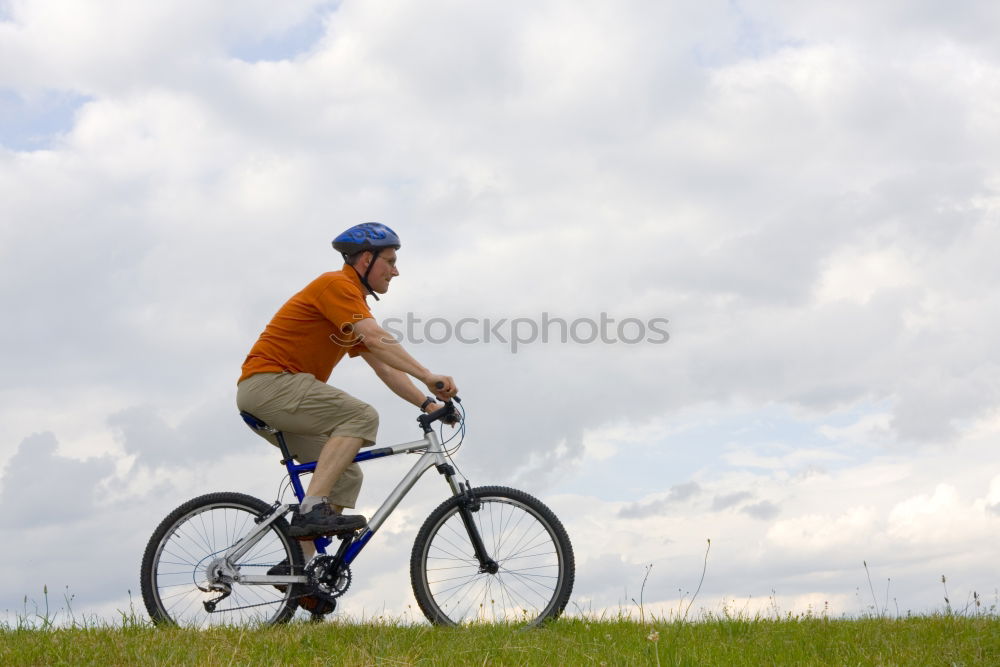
[
  {"left": 146, "top": 497, "right": 299, "bottom": 627},
  {"left": 414, "top": 489, "right": 572, "bottom": 625}
]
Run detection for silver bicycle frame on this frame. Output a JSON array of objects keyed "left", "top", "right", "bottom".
[
  {"left": 226, "top": 429, "right": 467, "bottom": 587},
  {"left": 366, "top": 430, "right": 467, "bottom": 532}
]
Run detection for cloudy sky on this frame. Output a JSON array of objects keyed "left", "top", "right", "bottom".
[{"left": 3, "top": 0, "right": 1000, "bottom": 623}]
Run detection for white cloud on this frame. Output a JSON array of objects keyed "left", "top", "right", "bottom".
[
  {"left": 767, "top": 506, "right": 880, "bottom": 555},
  {"left": 722, "top": 444, "right": 849, "bottom": 470},
  {"left": 2, "top": 0, "right": 1000, "bottom": 622},
  {"left": 816, "top": 247, "right": 918, "bottom": 305},
  {"left": 818, "top": 413, "right": 894, "bottom": 448},
  {"left": 886, "top": 484, "right": 989, "bottom": 545}
]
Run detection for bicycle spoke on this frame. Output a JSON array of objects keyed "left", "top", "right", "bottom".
[
  {"left": 494, "top": 571, "right": 541, "bottom": 614},
  {"left": 426, "top": 527, "right": 475, "bottom": 563},
  {"left": 415, "top": 489, "right": 571, "bottom": 627},
  {"left": 145, "top": 497, "right": 300, "bottom": 627},
  {"left": 433, "top": 572, "right": 487, "bottom": 611},
  {"left": 500, "top": 568, "right": 557, "bottom": 606}
]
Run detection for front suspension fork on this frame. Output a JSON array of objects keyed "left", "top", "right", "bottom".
[{"left": 437, "top": 464, "right": 498, "bottom": 574}]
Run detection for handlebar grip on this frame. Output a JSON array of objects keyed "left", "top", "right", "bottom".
[{"left": 433, "top": 380, "right": 461, "bottom": 404}]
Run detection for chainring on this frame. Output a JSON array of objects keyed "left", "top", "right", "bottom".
[{"left": 303, "top": 555, "right": 352, "bottom": 603}]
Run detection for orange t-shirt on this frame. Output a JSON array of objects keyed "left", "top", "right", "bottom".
[{"left": 239, "top": 265, "right": 372, "bottom": 383}]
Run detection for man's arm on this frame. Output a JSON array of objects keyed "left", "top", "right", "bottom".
[
  {"left": 352, "top": 317, "right": 457, "bottom": 399},
  {"left": 359, "top": 350, "right": 431, "bottom": 408}
]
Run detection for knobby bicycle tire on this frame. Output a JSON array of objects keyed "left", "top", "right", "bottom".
[
  {"left": 140, "top": 491, "right": 304, "bottom": 627},
  {"left": 410, "top": 485, "right": 574, "bottom": 626}
]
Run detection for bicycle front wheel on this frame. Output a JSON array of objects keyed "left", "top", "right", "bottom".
[
  {"left": 410, "top": 485, "right": 574, "bottom": 626},
  {"left": 140, "top": 492, "right": 304, "bottom": 627}
]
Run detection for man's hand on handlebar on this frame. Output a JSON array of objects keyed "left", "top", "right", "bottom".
[
  {"left": 420, "top": 375, "right": 459, "bottom": 426},
  {"left": 422, "top": 400, "right": 461, "bottom": 427},
  {"left": 425, "top": 374, "right": 458, "bottom": 401}
]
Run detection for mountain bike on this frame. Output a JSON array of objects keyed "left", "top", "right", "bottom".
[{"left": 139, "top": 396, "right": 574, "bottom": 627}]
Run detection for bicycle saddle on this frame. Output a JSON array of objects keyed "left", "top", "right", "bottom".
[{"left": 240, "top": 411, "right": 274, "bottom": 432}]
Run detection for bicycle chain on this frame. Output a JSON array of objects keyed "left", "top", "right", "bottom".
[
  {"left": 204, "top": 561, "right": 348, "bottom": 615},
  {"left": 206, "top": 591, "right": 321, "bottom": 614}
]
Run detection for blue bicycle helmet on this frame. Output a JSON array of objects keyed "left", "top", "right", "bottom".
[
  {"left": 332, "top": 222, "right": 400, "bottom": 257},
  {"left": 332, "top": 222, "right": 401, "bottom": 300}
]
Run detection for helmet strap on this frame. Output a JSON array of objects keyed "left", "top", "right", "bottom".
[{"left": 352, "top": 249, "right": 383, "bottom": 301}]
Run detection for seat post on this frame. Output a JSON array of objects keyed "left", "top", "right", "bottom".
[
  {"left": 281, "top": 440, "right": 307, "bottom": 503},
  {"left": 240, "top": 412, "right": 302, "bottom": 500},
  {"left": 271, "top": 431, "right": 308, "bottom": 503},
  {"left": 273, "top": 431, "right": 294, "bottom": 465}
]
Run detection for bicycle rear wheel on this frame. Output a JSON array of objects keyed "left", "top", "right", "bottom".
[
  {"left": 140, "top": 492, "right": 304, "bottom": 627},
  {"left": 410, "top": 485, "right": 574, "bottom": 626}
]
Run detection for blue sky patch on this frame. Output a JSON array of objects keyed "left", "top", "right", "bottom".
[
  {"left": 0, "top": 89, "right": 92, "bottom": 151},
  {"left": 553, "top": 400, "right": 893, "bottom": 503},
  {"left": 228, "top": 4, "right": 338, "bottom": 63}
]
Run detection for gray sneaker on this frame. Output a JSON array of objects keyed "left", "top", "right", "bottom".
[{"left": 288, "top": 504, "right": 366, "bottom": 539}]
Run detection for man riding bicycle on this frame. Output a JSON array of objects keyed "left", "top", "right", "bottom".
[{"left": 236, "top": 222, "right": 458, "bottom": 546}]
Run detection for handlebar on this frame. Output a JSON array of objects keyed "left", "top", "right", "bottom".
[{"left": 418, "top": 382, "right": 461, "bottom": 432}]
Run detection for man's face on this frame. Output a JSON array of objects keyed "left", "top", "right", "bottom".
[{"left": 366, "top": 248, "right": 399, "bottom": 294}]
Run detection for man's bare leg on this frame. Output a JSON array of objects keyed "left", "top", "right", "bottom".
[
  {"left": 287, "top": 434, "right": 367, "bottom": 540},
  {"left": 306, "top": 434, "right": 365, "bottom": 498}
]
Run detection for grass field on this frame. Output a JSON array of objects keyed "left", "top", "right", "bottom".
[{"left": 2, "top": 613, "right": 999, "bottom": 666}]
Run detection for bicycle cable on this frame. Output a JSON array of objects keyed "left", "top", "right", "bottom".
[
  {"left": 275, "top": 475, "right": 294, "bottom": 505},
  {"left": 439, "top": 399, "right": 467, "bottom": 454}
]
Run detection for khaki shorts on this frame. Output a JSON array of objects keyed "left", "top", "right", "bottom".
[{"left": 236, "top": 372, "right": 379, "bottom": 508}]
